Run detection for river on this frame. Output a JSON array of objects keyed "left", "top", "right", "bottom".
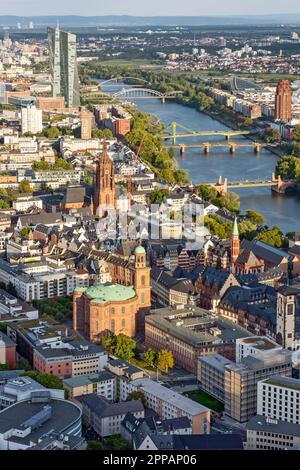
[{"left": 98, "top": 80, "right": 300, "bottom": 233}]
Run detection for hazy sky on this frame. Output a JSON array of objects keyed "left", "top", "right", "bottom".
[{"left": 2, "top": 0, "right": 300, "bottom": 16}]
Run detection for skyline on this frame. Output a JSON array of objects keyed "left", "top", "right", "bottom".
[{"left": 1, "top": 1, "right": 300, "bottom": 17}]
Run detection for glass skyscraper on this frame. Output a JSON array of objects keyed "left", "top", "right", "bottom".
[{"left": 48, "top": 25, "right": 80, "bottom": 108}]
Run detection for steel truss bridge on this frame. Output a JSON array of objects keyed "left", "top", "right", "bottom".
[
  {"left": 161, "top": 121, "right": 251, "bottom": 142},
  {"left": 111, "top": 88, "right": 183, "bottom": 102}
]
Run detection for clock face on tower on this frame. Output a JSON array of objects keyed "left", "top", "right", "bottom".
[{"left": 105, "top": 169, "right": 109, "bottom": 175}]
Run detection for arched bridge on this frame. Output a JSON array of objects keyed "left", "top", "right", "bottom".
[
  {"left": 112, "top": 88, "right": 183, "bottom": 102},
  {"left": 100, "top": 77, "right": 150, "bottom": 88}
]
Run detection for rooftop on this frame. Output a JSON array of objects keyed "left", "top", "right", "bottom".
[
  {"left": 261, "top": 374, "right": 300, "bottom": 392},
  {"left": 147, "top": 305, "right": 252, "bottom": 348},
  {"left": 131, "top": 378, "right": 209, "bottom": 416},
  {"left": 198, "top": 354, "right": 235, "bottom": 373},
  {"left": 0, "top": 398, "right": 81, "bottom": 445},
  {"left": 247, "top": 414, "right": 300, "bottom": 438},
  {"left": 76, "top": 283, "right": 136, "bottom": 304}
]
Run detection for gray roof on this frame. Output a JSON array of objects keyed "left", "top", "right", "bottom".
[
  {"left": 64, "top": 371, "right": 115, "bottom": 389},
  {"left": 247, "top": 414, "right": 300, "bottom": 437},
  {"left": 198, "top": 354, "right": 235, "bottom": 373},
  {"left": 241, "top": 239, "right": 291, "bottom": 266},
  {"left": 80, "top": 394, "right": 144, "bottom": 418},
  {"left": 0, "top": 399, "right": 81, "bottom": 445},
  {"left": 147, "top": 305, "right": 252, "bottom": 348},
  {"left": 172, "top": 434, "right": 244, "bottom": 450}
]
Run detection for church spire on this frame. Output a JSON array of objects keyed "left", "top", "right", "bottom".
[
  {"left": 233, "top": 216, "right": 239, "bottom": 237},
  {"left": 231, "top": 216, "right": 240, "bottom": 266}
]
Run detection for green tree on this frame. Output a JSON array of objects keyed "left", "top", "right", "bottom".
[
  {"left": 17, "top": 357, "right": 31, "bottom": 371},
  {"left": 127, "top": 390, "right": 147, "bottom": 407},
  {"left": 19, "top": 226, "right": 31, "bottom": 239},
  {"left": 157, "top": 349, "right": 174, "bottom": 374},
  {"left": 246, "top": 210, "right": 265, "bottom": 225},
  {"left": 19, "top": 179, "right": 32, "bottom": 193},
  {"left": 114, "top": 334, "right": 136, "bottom": 361},
  {"left": 144, "top": 348, "right": 157, "bottom": 367},
  {"left": 24, "top": 371, "right": 64, "bottom": 390},
  {"left": 257, "top": 226, "right": 284, "bottom": 248},
  {"left": 92, "top": 128, "right": 103, "bottom": 138},
  {"left": 102, "top": 128, "right": 113, "bottom": 139},
  {"left": 101, "top": 333, "right": 116, "bottom": 353},
  {"left": 87, "top": 440, "right": 104, "bottom": 451},
  {"left": 105, "top": 435, "right": 129, "bottom": 451}
]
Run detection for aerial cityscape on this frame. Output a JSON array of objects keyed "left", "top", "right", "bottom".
[{"left": 1, "top": 1, "right": 300, "bottom": 458}]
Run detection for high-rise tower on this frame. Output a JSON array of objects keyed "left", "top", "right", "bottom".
[
  {"left": 93, "top": 141, "right": 115, "bottom": 217},
  {"left": 48, "top": 24, "right": 80, "bottom": 108},
  {"left": 275, "top": 80, "right": 292, "bottom": 122}
]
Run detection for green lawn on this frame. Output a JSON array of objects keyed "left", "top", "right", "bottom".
[{"left": 184, "top": 390, "right": 224, "bottom": 413}]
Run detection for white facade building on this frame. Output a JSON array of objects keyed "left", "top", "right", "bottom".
[
  {"left": 21, "top": 106, "right": 42, "bottom": 135},
  {"left": 257, "top": 375, "right": 300, "bottom": 424}
]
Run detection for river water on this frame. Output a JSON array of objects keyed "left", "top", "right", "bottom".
[{"left": 98, "top": 80, "right": 300, "bottom": 233}]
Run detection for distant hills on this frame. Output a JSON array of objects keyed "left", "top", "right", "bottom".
[{"left": 1, "top": 15, "right": 300, "bottom": 27}]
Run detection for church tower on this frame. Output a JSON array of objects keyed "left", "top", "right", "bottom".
[
  {"left": 134, "top": 243, "right": 151, "bottom": 332},
  {"left": 231, "top": 217, "right": 240, "bottom": 265},
  {"left": 93, "top": 140, "right": 115, "bottom": 217}
]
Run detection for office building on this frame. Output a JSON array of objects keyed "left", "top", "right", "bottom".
[
  {"left": 275, "top": 80, "right": 292, "bottom": 122},
  {"left": 21, "top": 106, "right": 42, "bottom": 134},
  {"left": 145, "top": 304, "right": 251, "bottom": 374},
  {"left": 48, "top": 24, "right": 80, "bottom": 108},
  {"left": 0, "top": 396, "right": 82, "bottom": 450},
  {"left": 197, "top": 354, "right": 235, "bottom": 403},
  {"left": 257, "top": 375, "right": 300, "bottom": 424},
  {"left": 80, "top": 394, "right": 144, "bottom": 437},
  {"left": 0, "top": 375, "right": 64, "bottom": 409},
  {"left": 224, "top": 350, "right": 293, "bottom": 423},
  {"left": 63, "top": 371, "right": 116, "bottom": 401},
  {"left": 236, "top": 336, "right": 282, "bottom": 363},
  {"left": 121, "top": 378, "right": 211, "bottom": 434},
  {"left": 246, "top": 415, "right": 300, "bottom": 450}
]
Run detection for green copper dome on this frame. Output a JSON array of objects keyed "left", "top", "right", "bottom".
[
  {"left": 134, "top": 244, "right": 146, "bottom": 255},
  {"left": 82, "top": 283, "right": 136, "bottom": 304}
]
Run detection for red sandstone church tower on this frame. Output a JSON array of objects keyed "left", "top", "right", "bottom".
[
  {"left": 275, "top": 80, "right": 292, "bottom": 122},
  {"left": 231, "top": 217, "right": 240, "bottom": 266},
  {"left": 93, "top": 140, "right": 115, "bottom": 217}
]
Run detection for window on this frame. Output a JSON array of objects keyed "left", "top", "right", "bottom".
[
  {"left": 141, "top": 275, "right": 146, "bottom": 286},
  {"left": 110, "top": 307, "right": 115, "bottom": 315},
  {"left": 121, "top": 307, "right": 125, "bottom": 315},
  {"left": 141, "top": 292, "right": 145, "bottom": 305},
  {"left": 111, "top": 319, "right": 115, "bottom": 333},
  {"left": 122, "top": 319, "right": 126, "bottom": 329}
]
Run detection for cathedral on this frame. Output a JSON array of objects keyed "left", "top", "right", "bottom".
[{"left": 93, "top": 140, "right": 116, "bottom": 217}]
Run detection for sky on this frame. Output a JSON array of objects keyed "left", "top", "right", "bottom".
[{"left": 1, "top": 0, "right": 300, "bottom": 17}]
